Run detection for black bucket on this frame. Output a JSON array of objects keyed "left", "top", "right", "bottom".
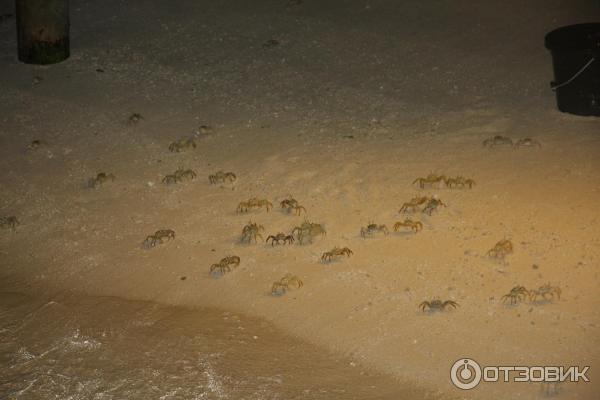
[{"left": 545, "top": 23, "right": 600, "bottom": 116}]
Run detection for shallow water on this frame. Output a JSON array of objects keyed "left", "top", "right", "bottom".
[{"left": 0, "top": 290, "right": 433, "bottom": 400}]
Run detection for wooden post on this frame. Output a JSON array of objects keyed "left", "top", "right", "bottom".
[{"left": 16, "top": 0, "right": 70, "bottom": 64}]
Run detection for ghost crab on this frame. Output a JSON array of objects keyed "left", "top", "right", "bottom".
[
  {"left": 483, "top": 135, "right": 513, "bottom": 148},
  {"left": 271, "top": 273, "right": 303, "bottom": 296},
  {"left": 175, "top": 168, "right": 197, "bottom": 181},
  {"left": 162, "top": 168, "right": 197, "bottom": 184},
  {"left": 143, "top": 229, "right": 175, "bottom": 248},
  {"left": 292, "top": 220, "right": 326, "bottom": 244},
  {"left": 422, "top": 198, "right": 446, "bottom": 215},
  {"left": 210, "top": 260, "right": 232, "bottom": 276},
  {"left": 209, "top": 171, "right": 237, "bottom": 184},
  {"left": 501, "top": 286, "right": 530, "bottom": 305},
  {"left": 221, "top": 255, "right": 241, "bottom": 267},
  {"left": 237, "top": 198, "right": 273, "bottom": 213},
  {"left": 393, "top": 219, "right": 423, "bottom": 233},
  {"left": 0, "top": 216, "right": 19, "bottom": 231},
  {"left": 197, "top": 125, "right": 213, "bottom": 136},
  {"left": 413, "top": 174, "right": 447, "bottom": 189},
  {"left": 419, "top": 299, "right": 459, "bottom": 312},
  {"left": 241, "top": 221, "right": 264, "bottom": 243},
  {"left": 127, "top": 113, "right": 143, "bottom": 125},
  {"left": 169, "top": 138, "right": 197, "bottom": 153},
  {"left": 321, "top": 246, "right": 353, "bottom": 262},
  {"left": 487, "top": 239, "right": 513, "bottom": 259},
  {"left": 88, "top": 172, "right": 115, "bottom": 188},
  {"left": 262, "top": 38, "right": 280, "bottom": 49},
  {"left": 530, "top": 283, "right": 561, "bottom": 303},
  {"left": 27, "top": 139, "right": 44, "bottom": 150},
  {"left": 210, "top": 255, "right": 241, "bottom": 276},
  {"left": 280, "top": 197, "right": 306, "bottom": 215},
  {"left": 444, "top": 176, "right": 475, "bottom": 189},
  {"left": 162, "top": 174, "right": 179, "bottom": 185},
  {"left": 515, "top": 138, "right": 542, "bottom": 148},
  {"left": 360, "top": 223, "right": 389, "bottom": 238},
  {"left": 266, "top": 233, "right": 295, "bottom": 246},
  {"left": 399, "top": 196, "right": 431, "bottom": 213}
]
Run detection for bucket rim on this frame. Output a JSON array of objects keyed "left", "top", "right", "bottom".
[{"left": 545, "top": 22, "right": 600, "bottom": 51}]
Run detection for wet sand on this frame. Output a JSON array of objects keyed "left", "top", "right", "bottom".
[
  {"left": 1, "top": 0, "right": 600, "bottom": 399},
  {"left": 0, "top": 282, "right": 434, "bottom": 399}
]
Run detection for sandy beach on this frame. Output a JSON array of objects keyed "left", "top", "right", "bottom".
[{"left": 1, "top": 0, "right": 599, "bottom": 398}]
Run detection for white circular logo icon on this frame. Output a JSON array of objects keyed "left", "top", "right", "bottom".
[{"left": 451, "top": 358, "right": 482, "bottom": 390}]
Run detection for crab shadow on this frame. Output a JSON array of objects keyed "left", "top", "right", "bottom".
[
  {"left": 263, "top": 243, "right": 295, "bottom": 249},
  {"left": 391, "top": 230, "right": 418, "bottom": 238},
  {"left": 415, "top": 309, "right": 457, "bottom": 317},
  {"left": 234, "top": 234, "right": 264, "bottom": 246},
  {"left": 268, "top": 290, "right": 286, "bottom": 298},
  {"left": 356, "top": 232, "right": 388, "bottom": 240},
  {"left": 320, "top": 258, "right": 346, "bottom": 265},
  {"left": 295, "top": 238, "right": 323, "bottom": 246},
  {"left": 209, "top": 271, "right": 227, "bottom": 280},
  {"left": 212, "top": 183, "right": 235, "bottom": 191},
  {"left": 265, "top": 287, "right": 302, "bottom": 298},
  {"left": 207, "top": 264, "right": 236, "bottom": 279},
  {"left": 500, "top": 302, "right": 522, "bottom": 309},
  {"left": 529, "top": 299, "right": 557, "bottom": 306}
]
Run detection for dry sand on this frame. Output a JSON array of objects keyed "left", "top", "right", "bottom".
[{"left": 1, "top": 0, "right": 599, "bottom": 398}]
